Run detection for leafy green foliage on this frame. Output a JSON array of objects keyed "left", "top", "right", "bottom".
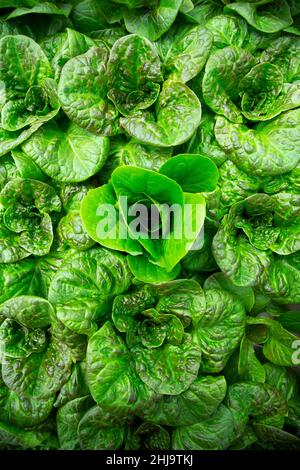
[
  {"left": 225, "top": 1, "right": 293, "bottom": 34},
  {"left": 215, "top": 109, "right": 300, "bottom": 176},
  {"left": 58, "top": 45, "right": 120, "bottom": 136},
  {"left": 81, "top": 158, "right": 215, "bottom": 281},
  {"left": 0, "top": 0, "right": 299, "bottom": 451},
  {"left": 123, "top": 0, "right": 182, "bottom": 42},
  {"left": 22, "top": 121, "right": 110, "bottom": 182},
  {"left": 0, "top": 178, "right": 61, "bottom": 262},
  {"left": 121, "top": 80, "right": 202, "bottom": 147},
  {"left": 107, "top": 34, "right": 162, "bottom": 115},
  {"left": 156, "top": 23, "right": 212, "bottom": 83},
  {"left": 193, "top": 289, "right": 246, "bottom": 372},
  {"left": 0, "top": 35, "right": 60, "bottom": 156},
  {"left": 48, "top": 247, "right": 132, "bottom": 335}
]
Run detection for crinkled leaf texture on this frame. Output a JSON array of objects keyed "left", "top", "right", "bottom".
[
  {"left": 58, "top": 46, "right": 120, "bottom": 136},
  {"left": 86, "top": 321, "right": 151, "bottom": 415},
  {"left": 120, "top": 80, "right": 202, "bottom": 147},
  {"left": 110, "top": 279, "right": 204, "bottom": 395},
  {"left": 81, "top": 162, "right": 208, "bottom": 282},
  {"left": 215, "top": 109, "right": 300, "bottom": 177},
  {"left": 0, "top": 178, "right": 61, "bottom": 263},
  {"left": 193, "top": 289, "right": 246, "bottom": 372},
  {"left": 0, "top": 0, "right": 299, "bottom": 452},
  {"left": 22, "top": 121, "right": 110, "bottom": 183},
  {"left": 107, "top": 34, "right": 163, "bottom": 116},
  {"left": 48, "top": 247, "right": 132, "bottom": 335}
]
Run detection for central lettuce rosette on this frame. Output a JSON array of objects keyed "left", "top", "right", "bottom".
[{"left": 81, "top": 154, "right": 218, "bottom": 282}]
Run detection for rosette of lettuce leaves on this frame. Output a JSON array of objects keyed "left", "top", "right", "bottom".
[{"left": 0, "top": 0, "right": 299, "bottom": 452}]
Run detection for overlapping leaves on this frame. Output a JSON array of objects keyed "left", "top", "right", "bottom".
[{"left": 0, "top": 0, "right": 299, "bottom": 452}]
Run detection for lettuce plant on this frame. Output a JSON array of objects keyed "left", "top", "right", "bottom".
[
  {"left": 0, "top": 0, "right": 299, "bottom": 452},
  {"left": 0, "top": 34, "right": 60, "bottom": 157},
  {"left": 81, "top": 154, "right": 218, "bottom": 282}
]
